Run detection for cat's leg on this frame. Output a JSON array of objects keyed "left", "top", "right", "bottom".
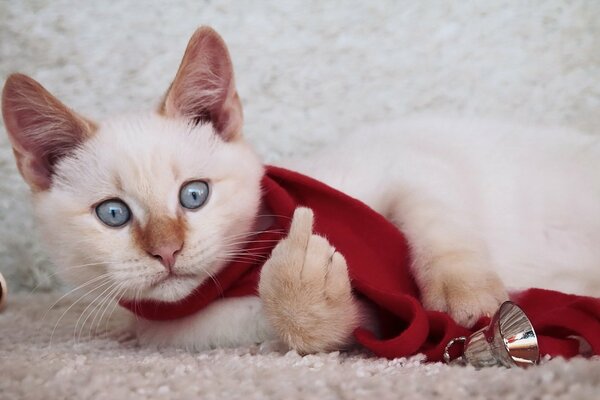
[
  {"left": 258, "top": 207, "right": 361, "bottom": 354},
  {"left": 387, "top": 190, "right": 508, "bottom": 327},
  {"left": 133, "top": 296, "right": 276, "bottom": 350}
]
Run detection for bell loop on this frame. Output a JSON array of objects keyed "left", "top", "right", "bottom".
[{"left": 443, "top": 336, "right": 467, "bottom": 365}]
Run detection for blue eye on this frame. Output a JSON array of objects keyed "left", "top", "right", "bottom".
[
  {"left": 95, "top": 199, "right": 131, "bottom": 227},
  {"left": 180, "top": 180, "right": 209, "bottom": 210}
]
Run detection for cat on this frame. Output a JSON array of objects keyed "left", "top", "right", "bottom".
[{"left": 2, "top": 27, "right": 599, "bottom": 353}]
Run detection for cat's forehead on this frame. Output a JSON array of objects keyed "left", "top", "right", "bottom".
[
  {"left": 56, "top": 114, "right": 220, "bottom": 205},
  {"left": 102, "top": 118, "right": 205, "bottom": 173}
]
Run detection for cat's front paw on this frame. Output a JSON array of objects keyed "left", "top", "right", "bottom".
[
  {"left": 258, "top": 207, "right": 359, "bottom": 354},
  {"left": 421, "top": 260, "right": 508, "bottom": 327}
]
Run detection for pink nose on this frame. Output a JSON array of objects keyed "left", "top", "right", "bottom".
[{"left": 149, "top": 241, "right": 183, "bottom": 270}]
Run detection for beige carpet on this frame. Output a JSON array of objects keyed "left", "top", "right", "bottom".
[{"left": 0, "top": 293, "right": 598, "bottom": 400}]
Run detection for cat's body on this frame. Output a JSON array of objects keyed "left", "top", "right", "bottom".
[
  {"left": 136, "top": 116, "right": 600, "bottom": 351},
  {"left": 284, "top": 117, "right": 600, "bottom": 296},
  {"left": 2, "top": 27, "right": 599, "bottom": 353}
]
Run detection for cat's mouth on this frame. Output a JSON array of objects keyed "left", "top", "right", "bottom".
[
  {"left": 149, "top": 271, "right": 197, "bottom": 288},
  {"left": 121, "top": 268, "right": 202, "bottom": 303}
]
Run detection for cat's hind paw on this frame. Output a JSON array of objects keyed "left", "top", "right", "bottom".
[{"left": 421, "top": 266, "right": 508, "bottom": 327}]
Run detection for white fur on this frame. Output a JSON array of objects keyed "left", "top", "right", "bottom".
[
  {"left": 282, "top": 116, "right": 600, "bottom": 297},
  {"left": 134, "top": 296, "right": 274, "bottom": 350}
]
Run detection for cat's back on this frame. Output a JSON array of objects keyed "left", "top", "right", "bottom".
[
  {"left": 409, "top": 117, "right": 600, "bottom": 294},
  {"left": 285, "top": 116, "right": 600, "bottom": 294},
  {"left": 287, "top": 115, "right": 600, "bottom": 206}
]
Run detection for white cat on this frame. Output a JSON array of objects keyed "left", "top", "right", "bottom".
[{"left": 2, "top": 27, "right": 599, "bottom": 353}]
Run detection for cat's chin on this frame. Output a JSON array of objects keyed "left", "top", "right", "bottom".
[{"left": 137, "top": 275, "right": 201, "bottom": 303}]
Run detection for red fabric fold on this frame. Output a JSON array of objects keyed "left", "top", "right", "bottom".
[{"left": 120, "top": 166, "right": 600, "bottom": 361}]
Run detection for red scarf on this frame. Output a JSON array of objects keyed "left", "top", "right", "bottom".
[{"left": 121, "top": 166, "right": 600, "bottom": 361}]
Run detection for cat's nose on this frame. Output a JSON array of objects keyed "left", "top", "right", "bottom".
[{"left": 149, "top": 241, "right": 183, "bottom": 270}]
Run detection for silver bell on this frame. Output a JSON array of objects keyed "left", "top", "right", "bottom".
[{"left": 444, "top": 301, "right": 539, "bottom": 368}]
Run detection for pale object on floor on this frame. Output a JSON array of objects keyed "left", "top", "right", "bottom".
[{"left": 0, "top": 272, "right": 7, "bottom": 310}]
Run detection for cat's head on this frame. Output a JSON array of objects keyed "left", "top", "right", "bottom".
[{"left": 1, "top": 27, "right": 264, "bottom": 302}]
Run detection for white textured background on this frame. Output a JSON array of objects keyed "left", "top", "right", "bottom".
[{"left": 1, "top": 1, "right": 599, "bottom": 292}]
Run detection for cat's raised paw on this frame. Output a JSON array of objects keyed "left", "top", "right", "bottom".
[{"left": 258, "top": 207, "right": 359, "bottom": 354}]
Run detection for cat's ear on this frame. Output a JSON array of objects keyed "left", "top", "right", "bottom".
[
  {"left": 1, "top": 73, "right": 96, "bottom": 191},
  {"left": 161, "top": 26, "right": 243, "bottom": 141}
]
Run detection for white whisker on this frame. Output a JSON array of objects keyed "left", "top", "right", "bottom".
[
  {"left": 102, "top": 284, "right": 130, "bottom": 335},
  {"left": 42, "top": 273, "right": 112, "bottom": 323},
  {"left": 49, "top": 278, "right": 113, "bottom": 347},
  {"left": 91, "top": 281, "right": 128, "bottom": 338},
  {"left": 74, "top": 280, "right": 119, "bottom": 343}
]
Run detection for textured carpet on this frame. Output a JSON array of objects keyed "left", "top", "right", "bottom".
[
  {"left": 1, "top": 293, "right": 599, "bottom": 400},
  {"left": 1, "top": 1, "right": 600, "bottom": 399}
]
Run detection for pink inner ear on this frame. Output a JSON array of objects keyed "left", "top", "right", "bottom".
[
  {"left": 2, "top": 73, "right": 94, "bottom": 191},
  {"left": 12, "top": 150, "right": 53, "bottom": 191},
  {"left": 162, "top": 27, "right": 243, "bottom": 141}
]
